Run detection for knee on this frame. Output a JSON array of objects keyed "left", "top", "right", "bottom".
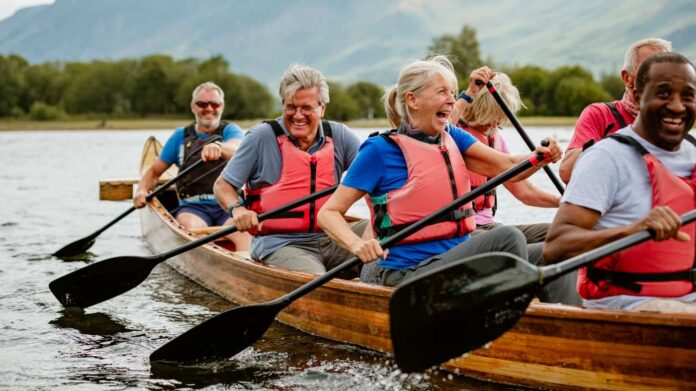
[{"left": 495, "top": 225, "right": 527, "bottom": 251}]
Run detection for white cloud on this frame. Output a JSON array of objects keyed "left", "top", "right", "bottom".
[{"left": 0, "top": 0, "right": 54, "bottom": 21}]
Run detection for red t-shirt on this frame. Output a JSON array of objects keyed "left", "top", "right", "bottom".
[{"left": 567, "top": 101, "right": 634, "bottom": 150}]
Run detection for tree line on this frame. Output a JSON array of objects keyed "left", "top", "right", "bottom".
[
  {"left": 0, "top": 26, "right": 624, "bottom": 121},
  {"left": 0, "top": 53, "right": 386, "bottom": 122}
]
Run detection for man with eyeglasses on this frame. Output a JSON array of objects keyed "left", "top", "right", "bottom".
[
  {"left": 213, "top": 64, "right": 369, "bottom": 279},
  {"left": 134, "top": 81, "right": 251, "bottom": 251}
]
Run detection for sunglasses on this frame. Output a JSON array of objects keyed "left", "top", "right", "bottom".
[{"left": 194, "top": 101, "right": 222, "bottom": 109}]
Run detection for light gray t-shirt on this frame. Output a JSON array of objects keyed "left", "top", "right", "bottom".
[
  {"left": 220, "top": 117, "right": 361, "bottom": 260},
  {"left": 563, "top": 126, "right": 696, "bottom": 309}
]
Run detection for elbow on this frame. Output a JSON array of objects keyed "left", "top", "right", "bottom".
[
  {"left": 559, "top": 164, "right": 571, "bottom": 184},
  {"left": 212, "top": 177, "right": 227, "bottom": 199},
  {"left": 317, "top": 206, "right": 333, "bottom": 232},
  {"left": 541, "top": 242, "right": 561, "bottom": 264}
]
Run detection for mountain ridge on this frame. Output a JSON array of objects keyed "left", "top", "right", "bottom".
[{"left": 1, "top": 0, "right": 694, "bottom": 87}]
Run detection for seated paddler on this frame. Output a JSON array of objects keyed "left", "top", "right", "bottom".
[
  {"left": 453, "top": 72, "right": 560, "bottom": 243},
  {"left": 213, "top": 64, "right": 368, "bottom": 277},
  {"left": 316, "top": 56, "right": 575, "bottom": 305},
  {"left": 543, "top": 52, "right": 696, "bottom": 313},
  {"left": 134, "top": 81, "right": 251, "bottom": 251}
]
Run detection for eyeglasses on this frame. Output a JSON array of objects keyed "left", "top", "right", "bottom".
[
  {"left": 283, "top": 103, "right": 322, "bottom": 116},
  {"left": 194, "top": 101, "right": 222, "bottom": 109}
]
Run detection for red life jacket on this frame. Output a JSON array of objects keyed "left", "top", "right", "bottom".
[
  {"left": 577, "top": 134, "right": 696, "bottom": 299},
  {"left": 244, "top": 120, "right": 335, "bottom": 235},
  {"left": 462, "top": 125, "right": 498, "bottom": 215},
  {"left": 365, "top": 129, "right": 475, "bottom": 244}
]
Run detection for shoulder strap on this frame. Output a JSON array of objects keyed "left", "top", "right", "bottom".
[
  {"left": 321, "top": 120, "right": 332, "bottom": 138},
  {"left": 608, "top": 134, "right": 649, "bottom": 155},
  {"left": 603, "top": 102, "right": 627, "bottom": 136},
  {"left": 377, "top": 128, "right": 398, "bottom": 144},
  {"left": 685, "top": 133, "right": 696, "bottom": 148},
  {"left": 263, "top": 120, "right": 285, "bottom": 137},
  {"left": 183, "top": 123, "right": 197, "bottom": 139}
]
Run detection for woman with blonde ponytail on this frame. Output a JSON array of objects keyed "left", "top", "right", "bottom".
[
  {"left": 454, "top": 72, "right": 560, "bottom": 244},
  {"left": 317, "top": 56, "right": 576, "bottom": 304}
]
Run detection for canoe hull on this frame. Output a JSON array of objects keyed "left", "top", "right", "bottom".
[{"left": 138, "top": 136, "right": 696, "bottom": 390}]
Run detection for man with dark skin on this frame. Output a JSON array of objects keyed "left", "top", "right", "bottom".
[{"left": 544, "top": 52, "right": 696, "bottom": 312}]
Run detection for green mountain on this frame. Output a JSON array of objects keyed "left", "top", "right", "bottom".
[{"left": 1, "top": 0, "right": 694, "bottom": 87}]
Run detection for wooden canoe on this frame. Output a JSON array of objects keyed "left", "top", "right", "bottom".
[{"left": 134, "top": 136, "right": 696, "bottom": 390}]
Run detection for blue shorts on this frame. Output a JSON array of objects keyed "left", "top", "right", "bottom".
[{"left": 172, "top": 202, "right": 230, "bottom": 226}]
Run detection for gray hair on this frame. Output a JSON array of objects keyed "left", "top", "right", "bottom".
[
  {"left": 623, "top": 38, "right": 672, "bottom": 74},
  {"left": 278, "top": 64, "right": 330, "bottom": 104},
  {"left": 462, "top": 72, "right": 524, "bottom": 127},
  {"left": 383, "top": 55, "right": 458, "bottom": 127},
  {"left": 191, "top": 81, "right": 225, "bottom": 102}
]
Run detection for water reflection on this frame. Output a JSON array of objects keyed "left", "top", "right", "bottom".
[{"left": 51, "top": 307, "right": 129, "bottom": 335}]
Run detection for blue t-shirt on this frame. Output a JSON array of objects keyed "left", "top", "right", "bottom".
[
  {"left": 160, "top": 122, "right": 244, "bottom": 204},
  {"left": 342, "top": 124, "right": 478, "bottom": 270}
]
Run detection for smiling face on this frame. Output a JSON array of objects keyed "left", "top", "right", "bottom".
[
  {"left": 191, "top": 88, "right": 224, "bottom": 132},
  {"left": 634, "top": 61, "right": 696, "bottom": 151},
  {"left": 282, "top": 86, "right": 325, "bottom": 147},
  {"left": 406, "top": 73, "right": 456, "bottom": 136}
]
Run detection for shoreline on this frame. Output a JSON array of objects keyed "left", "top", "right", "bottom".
[{"left": 0, "top": 116, "right": 579, "bottom": 131}]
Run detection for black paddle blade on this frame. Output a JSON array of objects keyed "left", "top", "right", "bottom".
[
  {"left": 52, "top": 235, "right": 96, "bottom": 259},
  {"left": 49, "top": 255, "right": 160, "bottom": 308},
  {"left": 390, "top": 252, "right": 540, "bottom": 373},
  {"left": 150, "top": 302, "right": 282, "bottom": 363}
]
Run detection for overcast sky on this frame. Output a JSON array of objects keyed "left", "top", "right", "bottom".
[{"left": 0, "top": 0, "right": 54, "bottom": 21}]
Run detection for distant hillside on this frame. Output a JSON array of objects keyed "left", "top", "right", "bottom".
[{"left": 0, "top": 0, "right": 694, "bottom": 87}]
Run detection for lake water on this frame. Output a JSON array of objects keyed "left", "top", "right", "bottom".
[{"left": 0, "top": 126, "right": 571, "bottom": 390}]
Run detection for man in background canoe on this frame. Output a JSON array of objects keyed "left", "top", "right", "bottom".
[
  {"left": 559, "top": 38, "right": 672, "bottom": 183},
  {"left": 544, "top": 52, "right": 696, "bottom": 313},
  {"left": 134, "top": 81, "right": 251, "bottom": 251},
  {"left": 213, "top": 64, "right": 369, "bottom": 278}
]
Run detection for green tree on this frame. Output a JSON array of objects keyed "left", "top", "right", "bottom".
[
  {"left": 543, "top": 65, "right": 596, "bottom": 115},
  {"left": 507, "top": 65, "right": 550, "bottom": 115},
  {"left": 601, "top": 75, "right": 625, "bottom": 100},
  {"left": 428, "top": 25, "right": 483, "bottom": 88},
  {"left": 553, "top": 76, "right": 612, "bottom": 116},
  {"left": 324, "top": 81, "right": 359, "bottom": 121},
  {"left": 24, "top": 62, "right": 68, "bottom": 108},
  {"left": 346, "top": 81, "right": 384, "bottom": 119},
  {"left": 62, "top": 59, "right": 136, "bottom": 115},
  {"left": 130, "top": 55, "right": 179, "bottom": 115},
  {"left": 0, "top": 54, "right": 29, "bottom": 116}
]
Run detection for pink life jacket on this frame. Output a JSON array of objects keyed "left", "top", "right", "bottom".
[
  {"left": 244, "top": 120, "right": 335, "bottom": 235},
  {"left": 463, "top": 125, "right": 498, "bottom": 214},
  {"left": 577, "top": 134, "right": 696, "bottom": 299},
  {"left": 365, "top": 130, "right": 475, "bottom": 244}
]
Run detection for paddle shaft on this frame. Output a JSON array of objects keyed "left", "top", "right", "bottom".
[
  {"left": 541, "top": 209, "right": 696, "bottom": 283},
  {"left": 479, "top": 80, "right": 565, "bottom": 195},
  {"left": 273, "top": 153, "right": 543, "bottom": 308},
  {"left": 154, "top": 184, "right": 340, "bottom": 262},
  {"left": 88, "top": 160, "right": 206, "bottom": 236}
]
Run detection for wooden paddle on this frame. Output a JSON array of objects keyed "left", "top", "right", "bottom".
[
  {"left": 390, "top": 209, "right": 696, "bottom": 373},
  {"left": 49, "top": 185, "right": 339, "bottom": 309},
  {"left": 148, "top": 151, "right": 545, "bottom": 363},
  {"left": 52, "top": 160, "right": 206, "bottom": 259},
  {"left": 477, "top": 79, "right": 566, "bottom": 195}
]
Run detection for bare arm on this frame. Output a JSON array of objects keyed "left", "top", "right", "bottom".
[
  {"left": 317, "top": 185, "right": 386, "bottom": 263},
  {"left": 213, "top": 177, "right": 258, "bottom": 231},
  {"left": 503, "top": 179, "right": 560, "bottom": 208},
  {"left": 543, "top": 204, "right": 689, "bottom": 263},
  {"left": 559, "top": 148, "right": 581, "bottom": 184},
  {"left": 463, "top": 138, "right": 561, "bottom": 182},
  {"left": 201, "top": 139, "right": 241, "bottom": 162},
  {"left": 133, "top": 158, "right": 171, "bottom": 208}
]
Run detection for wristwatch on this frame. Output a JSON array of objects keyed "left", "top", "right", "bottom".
[{"left": 227, "top": 201, "right": 245, "bottom": 216}]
